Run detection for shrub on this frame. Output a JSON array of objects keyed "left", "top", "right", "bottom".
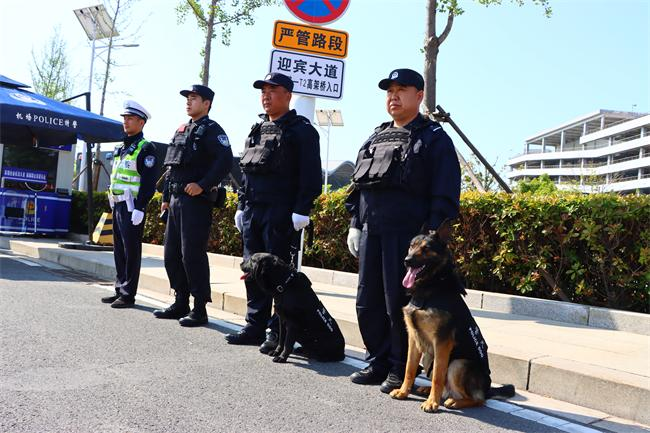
[{"left": 71, "top": 190, "right": 650, "bottom": 313}]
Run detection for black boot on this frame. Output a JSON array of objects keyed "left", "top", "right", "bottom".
[
  {"left": 153, "top": 291, "right": 190, "bottom": 319},
  {"left": 259, "top": 330, "right": 279, "bottom": 354},
  {"left": 179, "top": 300, "right": 208, "bottom": 327},
  {"left": 101, "top": 291, "right": 120, "bottom": 304}
]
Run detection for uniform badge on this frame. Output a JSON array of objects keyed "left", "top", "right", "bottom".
[
  {"left": 217, "top": 134, "right": 230, "bottom": 147},
  {"left": 144, "top": 155, "right": 156, "bottom": 168}
]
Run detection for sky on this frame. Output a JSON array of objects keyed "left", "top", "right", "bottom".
[{"left": 1, "top": 0, "right": 648, "bottom": 177}]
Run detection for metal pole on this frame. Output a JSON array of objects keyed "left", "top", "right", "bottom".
[
  {"left": 324, "top": 114, "right": 331, "bottom": 193},
  {"left": 435, "top": 105, "right": 512, "bottom": 193}
]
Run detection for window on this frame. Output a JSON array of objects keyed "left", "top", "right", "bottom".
[{"left": 1, "top": 143, "right": 59, "bottom": 192}]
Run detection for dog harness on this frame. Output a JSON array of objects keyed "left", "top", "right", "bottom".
[{"left": 409, "top": 274, "right": 490, "bottom": 376}]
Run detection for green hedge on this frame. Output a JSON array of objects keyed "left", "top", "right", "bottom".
[{"left": 72, "top": 190, "right": 649, "bottom": 313}]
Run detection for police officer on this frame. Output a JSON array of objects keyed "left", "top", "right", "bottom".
[
  {"left": 101, "top": 100, "right": 157, "bottom": 308},
  {"left": 225, "top": 72, "right": 321, "bottom": 352},
  {"left": 152, "top": 84, "right": 233, "bottom": 326},
  {"left": 346, "top": 69, "right": 461, "bottom": 393}
]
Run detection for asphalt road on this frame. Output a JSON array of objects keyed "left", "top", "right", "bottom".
[{"left": 0, "top": 252, "right": 578, "bottom": 433}]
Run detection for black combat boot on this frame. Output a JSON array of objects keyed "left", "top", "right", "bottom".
[
  {"left": 259, "top": 330, "right": 279, "bottom": 354},
  {"left": 153, "top": 291, "right": 190, "bottom": 319},
  {"left": 178, "top": 300, "right": 208, "bottom": 327},
  {"left": 101, "top": 290, "right": 120, "bottom": 304}
]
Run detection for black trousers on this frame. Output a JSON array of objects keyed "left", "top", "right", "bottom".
[
  {"left": 112, "top": 201, "right": 145, "bottom": 298},
  {"left": 241, "top": 203, "right": 300, "bottom": 332},
  {"left": 356, "top": 229, "right": 414, "bottom": 375},
  {"left": 164, "top": 194, "right": 213, "bottom": 302}
]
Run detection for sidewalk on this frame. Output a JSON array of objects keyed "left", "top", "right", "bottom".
[{"left": 1, "top": 236, "right": 648, "bottom": 427}]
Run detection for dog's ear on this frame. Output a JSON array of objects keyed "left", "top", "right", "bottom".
[{"left": 435, "top": 219, "right": 453, "bottom": 244}]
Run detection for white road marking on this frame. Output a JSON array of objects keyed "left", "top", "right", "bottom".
[{"left": 96, "top": 284, "right": 605, "bottom": 433}]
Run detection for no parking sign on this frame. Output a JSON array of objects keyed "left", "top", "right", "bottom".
[{"left": 284, "top": 0, "right": 350, "bottom": 25}]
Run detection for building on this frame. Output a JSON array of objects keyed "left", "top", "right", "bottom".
[{"left": 506, "top": 110, "right": 650, "bottom": 194}]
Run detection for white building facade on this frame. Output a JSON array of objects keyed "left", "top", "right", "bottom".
[{"left": 506, "top": 110, "right": 650, "bottom": 194}]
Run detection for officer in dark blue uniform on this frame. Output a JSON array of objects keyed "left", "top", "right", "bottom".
[
  {"left": 152, "top": 84, "right": 233, "bottom": 327},
  {"left": 346, "top": 69, "right": 461, "bottom": 393},
  {"left": 101, "top": 100, "right": 157, "bottom": 308},
  {"left": 225, "top": 73, "right": 321, "bottom": 352}
]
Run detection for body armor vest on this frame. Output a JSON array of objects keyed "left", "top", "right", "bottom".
[
  {"left": 352, "top": 127, "right": 410, "bottom": 188},
  {"left": 164, "top": 122, "right": 198, "bottom": 167},
  {"left": 240, "top": 121, "right": 285, "bottom": 174}
]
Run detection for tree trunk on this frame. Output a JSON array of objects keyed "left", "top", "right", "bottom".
[
  {"left": 201, "top": 0, "right": 217, "bottom": 86},
  {"left": 423, "top": 0, "right": 438, "bottom": 114}
]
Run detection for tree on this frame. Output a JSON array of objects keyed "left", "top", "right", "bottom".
[
  {"left": 423, "top": 0, "right": 552, "bottom": 114},
  {"left": 461, "top": 155, "right": 502, "bottom": 192},
  {"left": 176, "top": 0, "right": 278, "bottom": 85},
  {"left": 514, "top": 173, "right": 559, "bottom": 194},
  {"left": 30, "top": 28, "right": 74, "bottom": 100}
]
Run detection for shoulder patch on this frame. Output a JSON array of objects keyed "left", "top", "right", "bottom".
[
  {"left": 144, "top": 155, "right": 156, "bottom": 168},
  {"left": 177, "top": 123, "right": 187, "bottom": 132},
  {"left": 217, "top": 134, "right": 230, "bottom": 147}
]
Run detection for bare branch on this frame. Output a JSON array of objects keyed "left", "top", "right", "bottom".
[{"left": 437, "top": 10, "right": 455, "bottom": 46}]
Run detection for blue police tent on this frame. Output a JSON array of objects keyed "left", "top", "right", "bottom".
[{"left": 0, "top": 74, "right": 123, "bottom": 234}]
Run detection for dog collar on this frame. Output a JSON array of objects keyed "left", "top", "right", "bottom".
[{"left": 275, "top": 272, "right": 297, "bottom": 293}]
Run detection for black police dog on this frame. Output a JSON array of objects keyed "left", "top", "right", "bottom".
[
  {"left": 389, "top": 220, "right": 515, "bottom": 412},
  {"left": 240, "top": 253, "right": 346, "bottom": 363}
]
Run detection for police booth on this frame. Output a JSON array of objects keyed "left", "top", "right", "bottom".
[{"left": 0, "top": 75, "right": 122, "bottom": 235}]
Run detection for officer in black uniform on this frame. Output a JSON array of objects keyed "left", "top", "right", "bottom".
[
  {"left": 101, "top": 100, "right": 157, "bottom": 308},
  {"left": 225, "top": 72, "right": 322, "bottom": 352},
  {"left": 346, "top": 69, "right": 461, "bottom": 393},
  {"left": 152, "top": 84, "right": 233, "bottom": 327}
]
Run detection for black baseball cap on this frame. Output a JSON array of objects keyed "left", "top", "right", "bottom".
[
  {"left": 378, "top": 68, "right": 425, "bottom": 91},
  {"left": 180, "top": 84, "right": 215, "bottom": 101},
  {"left": 253, "top": 72, "right": 294, "bottom": 92}
]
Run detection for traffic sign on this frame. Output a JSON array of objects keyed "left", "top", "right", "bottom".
[
  {"left": 273, "top": 20, "right": 348, "bottom": 58},
  {"left": 269, "top": 49, "right": 344, "bottom": 99},
  {"left": 284, "top": 0, "right": 350, "bottom": 25}
]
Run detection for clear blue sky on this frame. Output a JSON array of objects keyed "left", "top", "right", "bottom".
[{"left": 1, "top": 0, "right": 648, "bottom": 175}]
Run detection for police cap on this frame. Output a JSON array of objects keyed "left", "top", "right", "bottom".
[
  {"left": 180, "top": 84, "right": 215, "bottom": 101},
  {"left": 378, "top": 68, "right": 424, "bottom": 91},
  {"left": 120, "top": 100, "right": 151, "bottom": 121},
  {"left": 253, "top": 72, "right": 294, "bottom": 92}
]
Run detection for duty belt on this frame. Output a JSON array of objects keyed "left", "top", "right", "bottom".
[{"left": 169, "top": 181, "right": 188, "bottom": 196}]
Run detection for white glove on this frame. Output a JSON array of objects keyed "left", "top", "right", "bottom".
[
  {"left": 234, "top": 210, "right": 244, "bottom": 233},
  {"left": 108, "top": 194, "right": 114, "bottom": 210},
  {"left": 347, "top": 227, "right": 361, "bottom": 258},
  {"left": 291, "top": 213, "right": 310, "bottom": 231},
  {"left": 131, "top": 209, "right": 144, "bottom": 226}
]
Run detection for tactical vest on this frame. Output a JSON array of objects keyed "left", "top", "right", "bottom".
[
  {"left": 240, "top": 115, "right": 308, "bottom": 174},
  {"left": 110, "top": 138, "right": 148, "bottom": 197},
  {"left": 353, "top": 118, "right": 443, "bottom": 194},
  {"left": 352, "top": 126, "right": 410, "bottom": 188},
  {"left": 164, "top": 121, "right": 211, "bottom": 167}
]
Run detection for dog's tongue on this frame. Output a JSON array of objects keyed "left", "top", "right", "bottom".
[
  {"left": 240, "top": 273, "right": 249, "bottom": 280},
  {"left": 402, "top": 267, "right": 422, "bottom": 289}
]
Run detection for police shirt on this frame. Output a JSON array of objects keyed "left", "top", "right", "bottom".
[
  {"left": 163, "top": 115, "right": 233, "bottom": 201},
  {"left": 237, "top": 109, "right": 321, "bottom": 216},
  {"left": 116, "top": 132, "right": 158, "bottom": 212},
  {"left": 346, "top": 114, "right": 461, "bottom": 234}
]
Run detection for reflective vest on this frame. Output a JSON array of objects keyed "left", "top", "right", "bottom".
[{"left": 110, "top": 138, "right": 148, "bottom": 198}]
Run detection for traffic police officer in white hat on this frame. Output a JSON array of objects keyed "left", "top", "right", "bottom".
[{"left": 101, "top": 100, "right": 159, "bottom": 308}]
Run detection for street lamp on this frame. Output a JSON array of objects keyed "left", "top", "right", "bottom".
[
  {"left": 74, "top": 4, "right": 119, "bottom": 97},
  {"left": 315, "top": 109, "right": 344, "bottom": 193}
]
